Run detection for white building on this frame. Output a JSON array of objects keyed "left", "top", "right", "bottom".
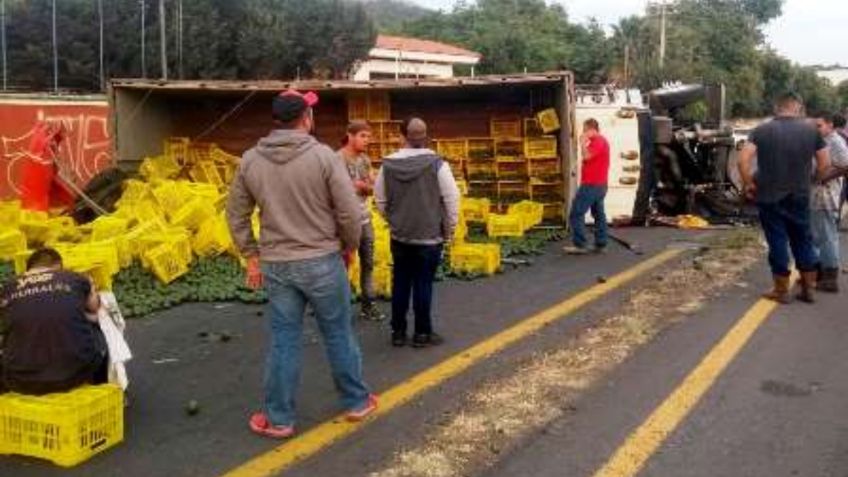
[
  {"left": 815, "top": 67, "right": 848, "bottom": 86},
  {"left": 352, "top": 35, "right": 482, "bottom": 81}
]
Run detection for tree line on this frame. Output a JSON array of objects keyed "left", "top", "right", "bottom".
[{"left": 3, "top": 0, "right": 846, "bottom": 118}]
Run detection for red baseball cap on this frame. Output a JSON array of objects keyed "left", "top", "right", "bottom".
[{"left": 272, "top": 89, "right": 319, "bottom": 122}]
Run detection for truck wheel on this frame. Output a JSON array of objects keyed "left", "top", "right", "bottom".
[{"left": 71, "top": 167, "right": 128, "bottom": 224}]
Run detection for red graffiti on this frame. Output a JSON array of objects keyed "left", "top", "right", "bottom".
[{"left": 0, "top": 101, "right": 112, "bottom": 201}]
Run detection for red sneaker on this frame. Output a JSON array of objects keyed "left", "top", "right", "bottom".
[
  {"left": 346, "top": 394, "right": 379, "bottom": 422},
  {"left": 249, "top": 412, "right": 295, "bottom": 439}
]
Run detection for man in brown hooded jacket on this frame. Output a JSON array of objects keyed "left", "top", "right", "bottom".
[{"left": 227, "top": 90, "right": 377, "bottom": 439}]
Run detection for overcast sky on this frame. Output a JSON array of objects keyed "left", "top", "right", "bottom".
[{"left": 411, "top": 0, "right": 846, "bottom": 66}]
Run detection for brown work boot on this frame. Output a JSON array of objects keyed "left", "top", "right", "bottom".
[
  {"left": 796, "top": 271, "right": 818, "bottom": 304},
  {"left": 763, "top": 275, "right": 792, "bottom": 304},
  {"left": 817, "top": 268, "right": 840, "bottom": 293}
]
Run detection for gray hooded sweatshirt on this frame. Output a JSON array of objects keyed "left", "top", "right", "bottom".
[
  {"left": 227, "top": 129, "right": 362, "bottom": 262},
  {"left": 375, "top": 148, "right": 460, "bottom": 244}
]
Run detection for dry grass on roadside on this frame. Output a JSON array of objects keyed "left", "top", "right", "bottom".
[{"left": 371, "top": 230, "right": 763, "bottom": 477}]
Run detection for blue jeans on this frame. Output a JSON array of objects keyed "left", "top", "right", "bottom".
[
  {"left": 261, "top": 253, "right": 370, "bottom": 427},
  {"left": 390, "top": 241, "right": 443, "bottom": 336},
  {"left": 811, "top": 209, "right": 841, "bottom": 269},
  {"left": 757, "top": 194, "right": 819, "bottom": 276},
  {"left": 569, "top": 185, "right": 608, "bottom": 249}
]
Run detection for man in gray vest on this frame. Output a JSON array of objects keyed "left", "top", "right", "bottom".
[{"left": 375, "top": 118, "right": 460, "bottom": 348}]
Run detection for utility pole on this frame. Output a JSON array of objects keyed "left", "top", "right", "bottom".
[
  {"left": 140, "top": 0, "right": 146, "bottom": 78},
  {"left": 177, "top": 0, "right": 183, "bottom": 79},
  {"left": 658, "top": 1, "right": 667, "bottom": 69},
  {"left": 624, "top": 43, "right": 630, "bottom": 87},
  {"left": 1, "top": 0, "right": 7, "bottom": 91},
  {"left": 51, "top": 0, "right": 58, "bottom": 93},
  {"left": 98, "top": 0, "right": 104, "bottom": 91},
  {"left": 159, "top": 0, "right": 167, "bottom": 80}
]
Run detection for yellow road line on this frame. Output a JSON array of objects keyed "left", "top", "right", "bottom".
[
  {"left": 592, "top": 296, "right": 781, "bottom": 477},
  {"left": 221, "top": 248, "right": 684, "bottom": 477}
]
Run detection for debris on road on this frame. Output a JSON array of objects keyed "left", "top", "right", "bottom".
[{"left": 369, "top": 231, "right": 762, "bottom": 477}]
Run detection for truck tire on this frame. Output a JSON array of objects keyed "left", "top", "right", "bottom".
[{"left": 71, "top": 167, "right": 128, "bottom": 224}]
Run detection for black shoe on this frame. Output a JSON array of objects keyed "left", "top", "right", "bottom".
[
  {"left": 412, "top": 333, "right": 444, "bottom": 348},
  {"left": 391, "top": 332, "right": 407, "bottom": 347}
]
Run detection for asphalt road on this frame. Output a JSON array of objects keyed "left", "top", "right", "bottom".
[
  {"left": 487, "top": 239, "right": 848, "bottom": 477},
  {"left": 0, "top": 227, "right": 697, "bottom": 477}
]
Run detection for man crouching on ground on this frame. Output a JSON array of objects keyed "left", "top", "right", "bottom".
[
  {"left": 375, "top": 118, "right": 460, "bottom": 348},
  {"left": 227, "top": 90, "right": 377, "bottom": 439},
  {"left": 0, "top": 248, "right": 106, "bottom": 395}
]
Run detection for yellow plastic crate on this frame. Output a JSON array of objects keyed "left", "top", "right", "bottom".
[
  {"left": 450, "top": 243, "right": 500, "bottom": 275},
  {"left": 19, "top": 210, "right": 50, "bottom": 244},
  {"left": 466, "top": 161, "right": 496, "bottom": 181},
  {"left": 508, "top": 200, "right": 544, "bottom": 231},
  {"left": 348, "top": 251, "right": 361, "bottom": 296},
  {"left": 461, "top": 198, "right": 491, "bottom": 223},
  {"left": 189, "top": 161, "right": 225, "bottom": 189},
  {"left": 123, "top": 219, "right": 167, "bottom": 258},
  {"left": 144, "top": 242, "right": 190, "bottom": 284},
  {"left": 467, "top": 138, "right": 495, "bottom": 160},
  {"left": 494, "top": 139, "right": 524, "bottom": 157},
  {"left": 367, "top": 92, "right": 391, "bottom": 121},
  {"left": 490, "top": 119, "right": 522, "bottom": 138},
  {"left": 486, "top": 213, "right": 525, "bottom": 237},
  {"left": 164, "top": 137, "right": 191, "bottom": 165},
  {"left": 347, "top": 92, "right": 368, "bottom": 120},
  {"left": 0, "top": 228, "right": 27, "bottom": 260},
  {"left": 452, "top": 215, "right": 468, "bottom": 244},
  {"left": 523, "top": 118, "right": 544, "bottom": 137},
  {"left": 0, "top": 384, "right": 124, "bottom": 467},
  {"left": 373, "top": 265, "right": 392, "bottom": 298},
  {"left": 192, "top": 215, "right": 233, "bottom": 257},
  {"left": 11, "top": 249, "right": 32, "bottom": 275},
  {"left": 170, "top": 198, "right": 216, "bottom": 232},
  {"left": 542, "top": 202, "right": 565, "bottom": 221},
  {"left": 435, "top": 139, "right": 468, "bottom": 160},
  {"left": 524, "top": 137, "right": 558, "bottom": 159},
  {"left": 139, "top": 155, "right": 181, "bottom": 181},
  {"left": 90, "top": 216, "right": 129, "bottom": 242},
  {"left": 151, "top": 181, "right": 184, "bottom": 216},
  {"left": 456, "top": 180, "right": 469, "bottom": 196},
  {"left": 0, "top": 200, "right": 22, "bottom": 229},
  {"left": 536, "top": 108, "right": 561, "bottom": 133},
  {"left": 120, "top": 179, "right": 151, "bottom": 203}
]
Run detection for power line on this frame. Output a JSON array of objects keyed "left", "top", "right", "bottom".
[
  {"left": 1, "top": 0, "right": 6, "bottom": 91},
  {"left": 140, "top": 0, "right": 146, "bottom": 78},
  {"left": 159, "top": 0, "right": 167, "bottom": 80},
  {"left": 51, "top": 0, "right": 57, "bottom": 92}
]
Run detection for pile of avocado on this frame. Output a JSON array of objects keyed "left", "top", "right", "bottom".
[{"left": 113, "top": 256, "right": 267, "bottom": 319}]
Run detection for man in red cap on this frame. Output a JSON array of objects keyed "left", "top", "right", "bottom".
[{"left": 227, "top": 90, "right": 377, "bottom": 439}]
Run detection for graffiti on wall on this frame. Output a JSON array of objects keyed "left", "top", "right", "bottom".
[{"left": 0, "top": 102, "right": 112, "bottom": 200}]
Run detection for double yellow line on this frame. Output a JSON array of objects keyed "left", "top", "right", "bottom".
[
  {"left": 592, "top": 293, "right": 781, "bottom": 477},
  {"left": 221, "top": 248, "right": 684, "bottom": 477}
]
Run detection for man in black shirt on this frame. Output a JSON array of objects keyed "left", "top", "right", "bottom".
[
  {"left": 739, "top": 93, "right": 831, "bottom": 304},
  {"left": 0, "top": 248, "right": 107, "bottom": 395}
]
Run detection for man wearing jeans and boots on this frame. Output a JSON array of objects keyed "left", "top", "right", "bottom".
[
  {"left": 338, "top": 121, "right": 385, "bottom": 321},
  {"left": 227, "top": 90, "right": 377, "bottom": 439},
  {"left": 375, "top": 118, "right": 460, "bottom": 348},
  {"left": 564, "top": 118, "right": 610, "bottom": 255},
  {"left": 812, "top": 112, "right": 848, "bottom": 292},
  {"left": 739, "top": 93, "right": 830, "bottom": 304}
]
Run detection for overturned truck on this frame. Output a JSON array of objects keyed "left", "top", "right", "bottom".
[{"left": 638, "top": 83, "right": 754, "bottom": 223}]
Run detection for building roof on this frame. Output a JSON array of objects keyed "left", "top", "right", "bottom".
[{"left": 375, "top": 35, "right": 482, "bottom": 59}]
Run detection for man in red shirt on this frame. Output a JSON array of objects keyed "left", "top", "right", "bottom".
[{"left": 564, "top": 118, "right": 610, "bottom": 254}]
